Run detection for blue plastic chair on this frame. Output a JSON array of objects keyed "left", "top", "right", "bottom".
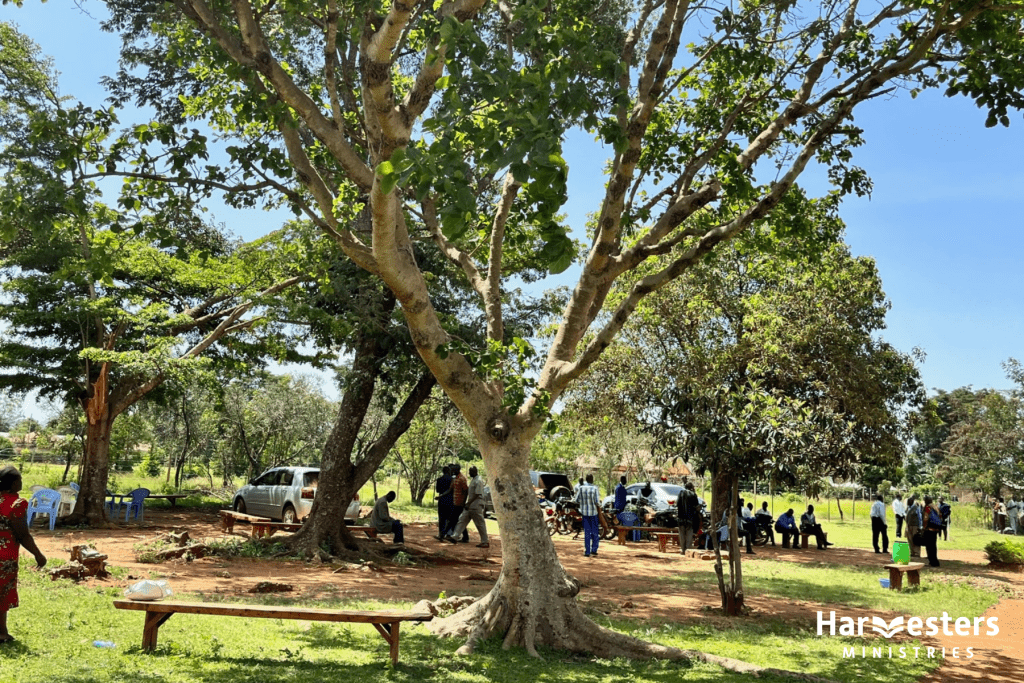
[
  {"left": 69, "top": 482, "right": 80, "bottom": 493},
  {"left": 26, "top": 488, "right": 62, "bottom": 530},
  {"left": 617, "top": 511, "right": 641, "bottom": 541},
  {"left": 121, "top": 488, "right": 150, "bottom": 522}
]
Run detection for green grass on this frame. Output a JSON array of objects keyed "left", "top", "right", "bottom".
[
  {"left": 0, "top": 555, "right": 967, "bottom": 683},
  {"left": 657, "top": 557, "right": 1001, "bottom": 617},
  {"left": 813, "top": 518, "right": 1003, "bottom": 553}
]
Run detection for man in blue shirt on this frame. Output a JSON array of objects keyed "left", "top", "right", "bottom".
[
  {"left": 775, "top": 508, "right": 799, "bottom": 550},
  {"left": 613, "top": 476, "right": 628, "bottom": 513},
  {"left": 575, "top": 474, "right": 601, "bottom": 557}
]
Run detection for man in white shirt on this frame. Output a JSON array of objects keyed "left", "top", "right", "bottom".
[
  {"left": 892, "top": 494, "right": 906, "bottom": 538},
  {"left": 870, "top": 494, "right": 889, "bottom": 554}
]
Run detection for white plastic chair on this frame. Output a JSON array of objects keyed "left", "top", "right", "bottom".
[
  {"left": 30, "top": 484, "right": 45, "bottom": 493},
  {"left": 57, "top": 485, "right": 77, "bottom": 517}
]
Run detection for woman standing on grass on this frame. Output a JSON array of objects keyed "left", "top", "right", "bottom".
[{"left": 0, "top": 465, "right": 48, "bottom": 644}]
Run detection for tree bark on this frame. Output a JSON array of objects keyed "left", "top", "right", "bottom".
[
  {"left": 69, "top": 393, "right": 114, "bottom": 526},
  {"left": 286, "top": 316, "right": 436, "bottom": 558}
]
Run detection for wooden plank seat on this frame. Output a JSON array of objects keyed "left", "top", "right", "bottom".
[
  {"left": 147, "top": 494, "right": 191, "bottom": 507},
  {"left": 615, "top": 526, "right": 676, "bottom": 545},
  {"left": 250, "top": 520, "right": 302, "bottom": 538},
  {"left": 218, "top": 510, "right": 271, "bottom": 534},
  {"left": 800, "top": 531, "right": 828, "bottom": 549},
  {"left": 113, "top": 600, "right": 431, "bottom": 665},
  {"left": 883, "top": 562, "right": 925, "bottom": 591},
  {"left": 655, "top": 532, "right": 679, "bottom": 552}
]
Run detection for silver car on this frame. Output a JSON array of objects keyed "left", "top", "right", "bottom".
[{"left": 232, "top": 467, "right": 360, "bottom": 522}]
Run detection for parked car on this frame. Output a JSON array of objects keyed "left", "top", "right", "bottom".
[
  {"left": 232, "top": 467, "right": 360, "bottom": 522},
  {"left": 601, "top": 482, "right": 683, "bottom": 512}
]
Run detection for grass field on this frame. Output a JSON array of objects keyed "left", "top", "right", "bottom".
[{"left": 0, "top": 561, "right": 968, "bottom": 683}]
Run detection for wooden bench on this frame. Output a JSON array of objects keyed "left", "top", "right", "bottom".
[
  {"left": 884, "top": 562, "right": 924, "bottom": 591},
  {"left": 251, "top": 520, "right": 303, "bottom": 538},
  {"left": 148, "top": 494, "right": 191, "bottom": 507},
  {"left": 615, "top": 526, "right": 676, "bottom": 545},
  {"left": 655, "top": 532, "right": 679, "bottom": 552},
  {"left": 113, "top": 600, "right": 431, "bottom": 665},
  {"left": 219, "top": 510, "right": 271, "bottom": 534},
  {"left": 800, "top": 531, "right": 828, "bottom": 549}
]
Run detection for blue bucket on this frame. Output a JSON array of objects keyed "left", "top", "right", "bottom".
[{"left": 879, "top": 578, "right": 890, "bottom": 589}]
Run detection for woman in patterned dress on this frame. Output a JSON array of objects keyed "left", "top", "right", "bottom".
[{"left": 0, "top": 465, "right": 48, "bottom": 644}]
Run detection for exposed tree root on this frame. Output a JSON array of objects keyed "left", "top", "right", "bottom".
[{"left": 428, "top": 583, "right": 839, "bottom": 683}]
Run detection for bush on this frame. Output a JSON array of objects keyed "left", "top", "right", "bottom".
[{"left": 984, "top": 539, "right": 1024, "bottom": 565}]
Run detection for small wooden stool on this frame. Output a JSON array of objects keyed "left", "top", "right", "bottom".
[{"left": 884, "top": 562, "right": 924, "bottom": 590}]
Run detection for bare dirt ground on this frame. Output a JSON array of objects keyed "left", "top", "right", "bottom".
[{"left": 29, "top": 508, "right": 1024, "bottom": 680}]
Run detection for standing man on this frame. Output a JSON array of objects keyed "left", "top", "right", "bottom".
[
  {"left": 677, "top": 482, "right": 700, "bottom": 553},
  {"left": 775, "top": 508, "right": 799, "bottom": 549},
  {"left": 445, "top": 466, "right": 489, "bottom": 547},
  {"left": 613, "top": 476, "right": 628, "bottom": 514},
  {"left": 905, "top": 495, "right": 922, "bottom": 558},
  {"left": 574, "top": 474, "right": 601, "bottom": 557},
  {"left": 435, "top": 466, "right": 454, "bottom": 541},
  {"left": 1006, "top": 495, "right": 1019, "bottom": 535},
  {"left": 870, "top": 494, "right": 889, "bottom": 555},
  {"left": 922, "top": 496, "right": 941, "bottom": 567},
  {"left": 449, "top": 464, "right": 470, "bottom": 543},
  {"left": 370, "top": 491, "right": 404, "bottom": 544},
  {"left": 939, "top": 497, "right": 952, "bottom": 540},
  {"left": 892, "top": 493, "right": 906, "bottom": 538}
]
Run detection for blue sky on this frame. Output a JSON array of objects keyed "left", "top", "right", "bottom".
[{"left": 4, "top": 2, "right": 1024, "bottom": 418}]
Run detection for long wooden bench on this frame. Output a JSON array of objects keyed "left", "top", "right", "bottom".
[
  {"left": 219, "top": 510, "right": 271, "bottom": 533},
  {"left": 148, "top": 493, "right": 191, "bottom": 507},
  {"left": 252, "top": 522, "right": 378, "bottom": 539},
  {"left": 615, "top": 526, "right": 676, "bottom": 545},
  {"left": 113, "top": 600, "right": 431, "bottom": 665}
]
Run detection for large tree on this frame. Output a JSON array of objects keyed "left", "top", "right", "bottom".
[
  {"left": 85, "top": 0, "right": 1024, "bottom": 666},
  {"left": 565, "top": 199, "right": 923, "bottom": 612},
  {"left": 0, "top": 23, "right": 301, "bottom": 523}
]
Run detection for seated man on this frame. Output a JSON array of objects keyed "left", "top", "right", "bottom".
[
  {"left": 800, "top": 504, "right": 832, "bottom": 549},
  {"left": 370, "top": 491, "right": 404, "bottom": 544},
  {"left": 755, "top": 501, "right": 776, "bottom": 546},
  {"left": 775, "top": 508, "right": 799, "bottom": 549}
]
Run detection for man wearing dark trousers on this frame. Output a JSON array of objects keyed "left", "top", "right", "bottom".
[
  {"left": 677, "top": 482, "right": 700, "bottom": 553},
  {"left": 435, "top": 466, "right": 454, "bottom": 540},
  {"left": 776, "top": 508, "right": 799, "bottom": 549},
  {"left": 892, "top": 493, "right": 906, "bottom": 538},
  {"left": 449, "top": 464, "right": 470, "bottom": 543},
  {"left": 870, "top": 494, "right": 890, "bottom": 554}
]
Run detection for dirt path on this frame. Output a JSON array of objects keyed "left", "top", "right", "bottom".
[{"left": 28, "top": 508, "right": 1024, "bottom": 679}]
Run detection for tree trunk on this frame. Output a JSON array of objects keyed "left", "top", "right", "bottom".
[
  {"left": 286, "top": 309, "right": 436, "bottom": 558},
  {"left": 835, "top": 496, "right": 844, "bottom": 521},
  {"left": 428, "top": 434, "right": 822, "bottom": 679},
  {"left": 69, "top": 401, "right": 114, "bottom": 526},
  {"left": 707, "top": 470, "right": 743, "bottom": 615}
]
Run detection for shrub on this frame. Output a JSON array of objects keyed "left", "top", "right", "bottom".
[{"left": 984, "top": 539, "right": 1024, "bottom": 565}]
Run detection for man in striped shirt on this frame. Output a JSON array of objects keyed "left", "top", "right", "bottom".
[{"left": 574, "top": 474, "right": 601, "bottom": 557}]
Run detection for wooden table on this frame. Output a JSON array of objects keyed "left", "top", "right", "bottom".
[
  {"left": 884, "top": 562, "right": 924, "bottom": 590},
  {"left": 113, "top": 600, "right": 432, "bottom": 665}
]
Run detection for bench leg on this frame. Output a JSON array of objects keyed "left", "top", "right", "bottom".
[
  {"left": 657, "top": 535, "right": 668, "bottom": 552},
  {"left": 616, "top": 529, "right": 627, "bottom": 545},
  {"left": 373, "top": 621, "right": 401, "bottom": 666},
  {"left": 907, "top": 570, "right": 920, "bottom": 588},
  {"left": 143, "top": 611, "right": 174, "bottom": 651},
  {"left": 221, "top": 516, "right": 235, "bottom": 533},
  {"left": 801, "top": 534, "right": 809, "bottom": 549},
  {"left": 888, "top": 567, "right": 903, "bottom": 591}
]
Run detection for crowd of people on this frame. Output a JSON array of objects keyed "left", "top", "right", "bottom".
[{"left": 992, "top": 496, "right": 1024, "bottom": 534}]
